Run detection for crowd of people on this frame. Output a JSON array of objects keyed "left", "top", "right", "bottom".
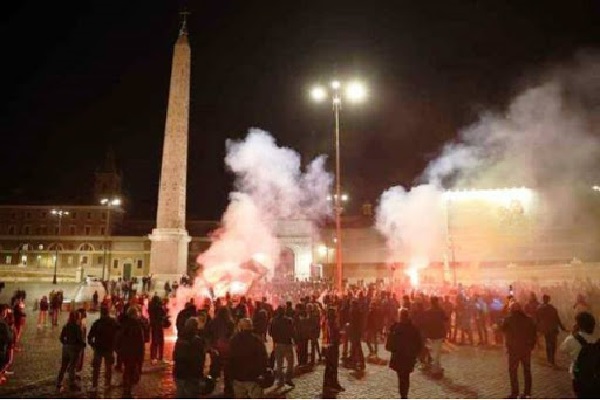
[{"left": 0, "top": 278, "right": 598, "bottom": 398}]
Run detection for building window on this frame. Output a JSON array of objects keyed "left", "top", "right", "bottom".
[
  {"left": 113, "top": 259, "right": 118, "bottom": 269},
  {"left": 101, "top": 212, "right": 107, "bottom": 220},
  {"left": 35, "top": 227, "right": 41, "bottom": 235},
  {"left": 41, "top": 211, "right": 47, "bottom": 218},
  {"left": 23, "top": 226, "right": 31, "bottom": 235},
  {"left": 71, "top": 212, "right": 77, "bottom": 219},
  {"left": 5, "top": 255, "right": 12, "bottom": 264},
  {"left": 67, "top": 256, "right": 73, "bottom": 265},
  {"left": 87, "top": 212, "right": 92, "bottom": 220},
  {"left": 11, "top": 213, "right": 16, "bottom": 219},
  {"left": 54, "top": 226, "right": 59, "bottom": 235},
  {"left": 20, "top": 255, "right": 27, "bottom": 265},
  {"left": 26, "top": 212, "right": 31, "bottom": 219},
  {"left": 84, "top": 226, "right": 91, "bottom": 235},
  {"left": 41, "top": 226, "right": 47, "bottom": 235},
  {"left": 69, "top": 226, "right": 76, "bottom": 235},
  {"left": 8, "top": 226, "right": 15, "bottom": 235},
  {"left": 81, "top": 256, "right": 89, "bottom": 264},
  {"left": 100, "top": 227, "right": 106, "bottom": 235},
  {"left": 137, "top": 260, "right": 143, "bottom": 269},
  {"left": 97, "top": 256, "right": 103, "bottom": 264}
]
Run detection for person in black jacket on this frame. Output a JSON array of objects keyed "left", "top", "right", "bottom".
[
  {"left": 536, "top": 294, "right": 566, "bottom": 366},
  {"left": 386, "top": 308, "right": 423, "bottom": 399},
  {"left": 176, "top": 300, "right": 198, "bottom": 336},
  {"left": 424, "top": 296, "right": 448, "bottom": 375},
  {"left": 88, "top": 306, "right": 119, "bottom": 391},
  {"left": 209, "top": 306, "right": 235, "bottom": 397},
  {"left": 322, "top": 307, "right": 344, "bottom": 393},
  {"left": 501, "top": 301, "right": 537, "bottom": 399},
  {"left": 148, "top": 295, "right": 166, "bottom": 364},
  {"left": 230, "top": 318, "right": 268, "bottom": 398},
  {"left": 173, "top": 317, "right": 207, "bottom": 398},
  {"left": 56, "top": 311, "right": 85, "bottom": 392},
  {"left": 116, "top": 306, "right": 145, "bottom": 398},
  {"left": 269, "top": 306, "right": 296, "bottom": 388}
]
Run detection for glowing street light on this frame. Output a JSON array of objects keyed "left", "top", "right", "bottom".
[
  {"left": 309, "top": 79, "right": 368, "bottom": 291},
  {"left": 50, "top": 209, "right": 69, "bottom": 284},
  {"left": 100, "top": 197, "right": 121, "bottom": 282}
]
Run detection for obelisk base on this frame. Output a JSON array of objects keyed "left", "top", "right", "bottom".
[{"left": 149, "top": 228, "right": 191, "bottom": 296}]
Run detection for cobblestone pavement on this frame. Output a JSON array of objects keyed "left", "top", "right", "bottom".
[{"left": 0, "top": 306, "right": 575, "bottom": 399}]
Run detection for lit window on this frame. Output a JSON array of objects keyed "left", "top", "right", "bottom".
[{"left": 6, "top": 255, "right": 12, "bottom": 264}]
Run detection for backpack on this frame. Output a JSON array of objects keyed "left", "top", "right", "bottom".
[{"left": 573, "top": 334, "right": 600, "bottom": 395}]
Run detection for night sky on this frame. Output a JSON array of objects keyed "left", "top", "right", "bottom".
[{"left": 2, "top": 0, "right": 598, "bottom": 220}]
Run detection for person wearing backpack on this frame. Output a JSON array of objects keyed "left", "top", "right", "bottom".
[{"left": 560, "top": 311, "right": 600, "bottom": 398}]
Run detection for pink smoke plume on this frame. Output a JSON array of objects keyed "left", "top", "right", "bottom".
[{"left": 195, "top": 129, "right": 332, "bottom": 297}]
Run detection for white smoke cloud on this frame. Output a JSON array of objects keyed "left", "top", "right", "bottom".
[
  {"left": 197, "top": 128, "right": 332, "bottom": 294},
  {"left": 376, "top": 52, "right": 600, "bottom": 282},
  {"left": 424, "top": 53, "right": 600, "bottom": 190},
  {"left": 375, "top": 184, "right": 445, "bottom": 283}
]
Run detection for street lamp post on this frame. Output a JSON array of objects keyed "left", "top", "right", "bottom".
[
  {"left": 51, "top": 209, "right": 69, "bottom": 284},
  {"left": 100, "top": 197, "right": 121, "bottom": 283},
  {"left": 310, "top": 80, "right": 367, "bottom": 292}
]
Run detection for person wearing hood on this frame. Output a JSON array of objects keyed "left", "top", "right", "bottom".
[{"left": 173, "top": 317, "right": 207, "bottom": 398}]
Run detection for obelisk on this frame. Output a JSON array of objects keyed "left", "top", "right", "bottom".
[{"left": 149, "top": 12, "right": 192, "bottom": 286}]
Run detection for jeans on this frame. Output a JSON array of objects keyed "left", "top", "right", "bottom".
[
  {"left": 56, "top": 345, "right": 81, "bottom": 388},
  {"left": 91, "top": 350, "right": 113, "bottom": 388},
  {"left": 297, "top": 339, "right": 308, "bottom": 366},
  {"left": 122, "top": 356, "right": 142, "bottom": 396},
  {"left": 429, "top": 338, "right": 443, "bottom": 369},
  {"left": 350, "top": 338, "right": 365, "bottom": 370},
  {"left": 323, "top": 345, "right": 339, "bottom": 388},
  {"left": 396, "top": 370, "right": 410, "bottom": 399},
  {"left": 543, "top": 333, "right": 558, "bottom": 364},
  {"left": 508, "top": 351, "right": 532, "bottom": 397},
  {"left": 150, "top": 326, "right": 164, "bottom": 360},
  {"left": 274, "top": 343, "right": 294, "bottom": 384},
  {"left": 233, "top": 380, "right": 263, "bottom": 398},
  {"left": 476, "top": 316, "right": 488, "bottom": 345},
  {"left": 309, "top": 337, "right": 321, "bottom": 364}
]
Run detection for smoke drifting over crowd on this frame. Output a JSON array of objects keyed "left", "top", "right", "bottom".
[
  {"left": 196, "top": 129, "right": 332, "bottom": 296},
  {"left": 376, "top": 52, "right": 600, "bottom": 283}
]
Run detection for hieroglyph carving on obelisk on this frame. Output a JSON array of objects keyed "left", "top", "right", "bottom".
[{"left": 149, "top": 12, "right": 192, "bottom": 280}]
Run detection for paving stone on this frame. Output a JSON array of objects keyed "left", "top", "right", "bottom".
[{"left": 0, "top": 305, "right": 575, "bottom": 399}]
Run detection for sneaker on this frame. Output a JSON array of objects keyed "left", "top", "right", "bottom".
[
  {"left": 4, "top": 370, "right": 14, "bottom": 376},
  {"left": 333, "top": 384, "right": 345, "bottom": 392}
]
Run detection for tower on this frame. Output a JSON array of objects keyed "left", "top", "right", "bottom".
[
  {"left": 94, "top": 149, "right": 122, "bottom": 203},
  {"left": 149, "top": 12, "right": 192, "bottom": 282}
]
